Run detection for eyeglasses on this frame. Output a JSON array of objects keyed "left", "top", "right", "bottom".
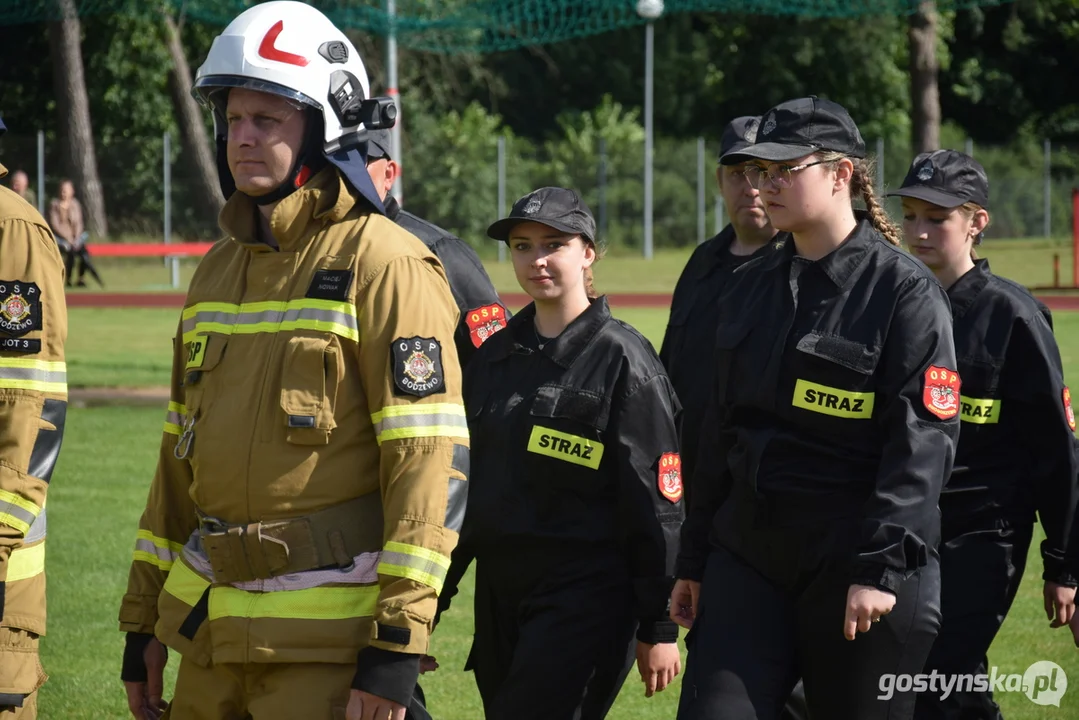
[{"left": 743, "top": 160, "right": 831, "bottom": 190}]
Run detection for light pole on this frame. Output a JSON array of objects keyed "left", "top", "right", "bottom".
[
  {"left": 387, "top": 0, "right": 403, "bottom": 204},
  {"left": 637, "top": 0, "right": 663, "bottom": 259}
]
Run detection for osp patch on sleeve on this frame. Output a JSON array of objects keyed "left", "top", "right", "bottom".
[
  {"left": 0, "top": 281, "right": 41, "bottom": 338},
  {"left": 923, "top": 365, "right": 961, "bottom": 420},
  {"left": 658, "top": 452, "right": 683, "bottom": 503},
  {"left": 465, "top": 303, "right": 508, "bottom": 348},
  {"left": 1064, "top": 387, "right": 1076, "bottom": 431},
  {"left": 186, "top": 335, "right": 209, "bottom": 370},
  {"left": 392, "top": 337, "right": 446, "bottom": 397}
]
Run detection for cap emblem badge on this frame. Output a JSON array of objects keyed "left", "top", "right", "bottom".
[
  {"left": 761, "top": 113, "right": 777, "bottom": 136},
  {"left": 744, "top": 117, "right": 760, "bottom": 142},
  {"left": 523, "top": 195, "right": 542, "bottom": 215},
  {"left": 917, "top": 163, "right": 934, "bottom": 182}
]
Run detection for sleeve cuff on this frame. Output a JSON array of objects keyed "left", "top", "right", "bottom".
[
  {"left": 1042, "top": 557, "right": 1079, "bottom": 587},
  {"left": 849, "top": 562, "right": 904, "bottom": 595},
  {"left": 675, "top": 556, "right": 705, "bottom": 582},
  {"left": 352, "top": 646, "right": 422, "bottom": 708},
  {"left": 120, "top": 632, "right": 160, "bottom": 683},
  {"left": 636, "top": 619, "right": 680, "bottom": 644}
]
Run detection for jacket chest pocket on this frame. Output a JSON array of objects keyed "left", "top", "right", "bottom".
[
  {"left": 177, "top": 334, "right": 229, "bottom": 462},
  {"left": 790, "top": 332, "right": 880, "bottom": 421},
  {"left": 279, "top": 334, "right": 343, "bottom": 445},
  {"left": 525, "top": 385, "right": 611, "bottom": 480},
  {"left": 956, "top": 359, "right": 1002, "bottom": 425},
  {"left": 713, "top": 321, "right": 754, "bottom": 408}
]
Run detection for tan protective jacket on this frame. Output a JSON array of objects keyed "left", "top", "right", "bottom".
[
  {"left": 118, "top": 168, "right": 468, "bottom": 683},
  {"left": 0, "top": 163, "right": 67, "bottom": 696}
]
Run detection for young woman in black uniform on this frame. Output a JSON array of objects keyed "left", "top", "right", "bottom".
[
  {"left": 889, "top": 150, "right": 1078, "bottom": 718},
  {"left": 670, "top": 97, "right": 959, "bottom": 720},
  {"left": 435, "top": 187, "right": 684, "bottom": 719}
]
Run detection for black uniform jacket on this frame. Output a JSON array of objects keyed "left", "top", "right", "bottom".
[
  {"left": 660, "top": 225, "right": 778, "bottom": 486},
  {"left": 386, "top": 197, "right": 508, "bottom": 366},
  {"left": 676, "top": 217, "right": 960, "bottom": 595},
  {"left": 945, "top": 258, "right": 1079, "bottom": 585},
  {"left": 443, "top": 297, "right": 684, "bottom": 643}
]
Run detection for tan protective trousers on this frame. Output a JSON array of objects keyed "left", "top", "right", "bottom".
[
  {"left": 0, "top": 629, "right": 46, "bottom": 720},
  {"left": 162, "top": 657, "right": 354, "bottom": 720}
]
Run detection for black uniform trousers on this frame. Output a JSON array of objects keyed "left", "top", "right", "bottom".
[
  {"left": 677, "top": 545, "right": 941, "bottom": 720},
  {"left": 913, "top": 520, "right": 1033, "bottom": 720},
  {"left": 467, "top": 551, "right": 638, "bottom": 720}
]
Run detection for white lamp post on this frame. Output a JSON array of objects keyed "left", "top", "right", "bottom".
[{"left": 637, "top": 0, "right": 663, "bottom": 259}]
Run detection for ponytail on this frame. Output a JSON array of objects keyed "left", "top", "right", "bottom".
[
  {"left": 851, "top": 159, "right": 902, "bottom": 247},
  {"left": 583, "top": 238, "right": 604, "bottom": 299}
]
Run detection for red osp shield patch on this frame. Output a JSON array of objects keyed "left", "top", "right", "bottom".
[
  {"left": 465, "top": 304, "right": 507, "bottom": 348},
  {"left": 658, "top": 452, "right": 683, "bottom": 503},
  {"left": 923, "top": 365, "right": 961, "bottom": 420},
  {"left": 1064, "top": 387, "right": 1076, "bottom": 431}
]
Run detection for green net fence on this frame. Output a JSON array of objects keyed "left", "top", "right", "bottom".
[{"left": 2, "top": 0, "right": 1012, "bottom": 53}]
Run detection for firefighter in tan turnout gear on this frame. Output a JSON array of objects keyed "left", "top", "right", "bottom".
[
  {"left": 0, "top": 117, "right": 68, "bottom": 719},
  {"left": 117, "top": 4, "right": 467, "bottom": 719}
]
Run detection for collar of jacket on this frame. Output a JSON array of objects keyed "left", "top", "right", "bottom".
[
  {"left": 946, "top": 257, "right": 992, "bottom": 322},
  {"left": 491, "top": 295, "right": 611, "bottom": 369},
  {"left": 384, "top": 195, "right": 402, "bottom": 221},
  {"left": 219, "top": 166, "right": 361, "bottom": 252},
  {"left": 757, "top": 211, "right": 875, "bottom": 289},
  {"left": 693, "top": 224, "right": 738, "bottom": 280}
]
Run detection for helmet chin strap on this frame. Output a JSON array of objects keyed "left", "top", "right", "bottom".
[{"left": 250, "top": 107, "right": 328, "bottom": 206}]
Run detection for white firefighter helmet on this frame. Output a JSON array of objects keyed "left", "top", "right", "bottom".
[{"left": 192, "top": 0, "right": 394, "bottom": 208}]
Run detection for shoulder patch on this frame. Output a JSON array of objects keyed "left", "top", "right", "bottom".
[
  {"left": 1064, "top": 387, "right": 1076, "bottom": 432},
  {"left": 392, "top": 337, "right": 446, "bottom": 397},
  {"left": 306, "top": 269, "right": 353, "bottom": 301},
  {"left": 658, "top": 452, "right": 683, "bottom": 503},
  {"left": 0, "top": 281, "right": 41, "bottom": 338},
  {"left": 464, "top": 303, "right": 508, "bottom": 348},
  {"left": 923, "top": 365, "right": 961, "bottom": 420}
]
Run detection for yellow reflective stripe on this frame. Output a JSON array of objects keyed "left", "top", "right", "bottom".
[
  {"left": 371, "top": 403, "right": 469, "bottom": 445},
  {"left": 7, "top": 542, "right": 45, "bottom": 582},
  {"left": 526, "top": 425, "right": 604, "bottom": 469},
  {"left": 792, "top": 379, "right": 874, "bottom": 419},
  {"left": 208, "top": 584, "right": 380, "bottom": 621},
  {"left": 164, "top": 401, "right": 187, "bottom": 436},
  {"left": 168, "top": 401, "right": 187, "bottom": 414},
  {"left": 0, "top": 489, "right": 41, "bottom": 517},
  {"left": 133, "top": 550, "right": 173, "bottom": 571},
  {"left": 136, "top": 529, "right": 186, "bottom": 554},
  {"left": 0, "top": 358, "right": 67, "bottom": 394},
  {"left": 960, "top": 396, "right": 1001, "bottom": 425},
  {"left": 0, "top": 490, "right": 40, "bottom": 534},
  {"left": 378, "top": 541, "right": 451, "bottom": 593},
  {"left": 163, "top": 554, "right": 379, "bottom": 620},
  {"left": 180, "top": 299, "right": 358, "bottom": 344}
]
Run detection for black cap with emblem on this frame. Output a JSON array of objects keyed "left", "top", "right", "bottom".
[
  {"left": 718, "top": 115, "right": 761, "bottom": 165},
  {"left": 887, "top": 149, "right": 989, "bottom": 209},
  {"left": 487, "top": 186, "right": 598, "bottom": 247},
  {"left": 720, "top": 96, "right": 866, "bottom": 164}
]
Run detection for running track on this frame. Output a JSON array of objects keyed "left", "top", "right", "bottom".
[{"left": 67, "top": 292, "right": 1079, "bottom": 311}]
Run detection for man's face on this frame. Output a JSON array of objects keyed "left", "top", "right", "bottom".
[
  {"left": 718, "top": 162, "right": 771, "bottom": 232},
  {"left": 225, "top": 88, "right": 307, "bottom": 197},
  {"left": 11, "top": 172, "right": 28, "bottom": 196},
  {"left": 366, "top": 156, "right": 400, "bottom": 202}
]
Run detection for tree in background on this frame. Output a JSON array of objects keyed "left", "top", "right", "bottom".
[
  {"left": 909, "top": 0, "right": 942, "bottom": 153},
  {"left": 48, "top": 0, "right": 107, "bottom": 237}
]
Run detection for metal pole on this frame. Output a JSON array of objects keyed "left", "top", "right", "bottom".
[
  {"left": 387, "top": 0, "right": 403, "bottom": 204},
  {"left": 697, "top": 137, "right": 706, "bottom": 245},
  {"left": 36, "top": 130, "right": 45, "bottom": 216},
  {"left": 715, "top": 194, "right": 723, "bottom": 235},
  {"left": 1044, "top": 139, "right": 1052, "bottom": 238},
  {"left": 598, "top": 138, "right": 608, "bottom": 244},
  {"left": 876, "top": 137, "right": 885, "bottom": 193},
  {"left": 643, "top": 21, "right": 654, "bottom": 259},
  {"left": 164, "top": 132, "right": 179, "bottom": 289},
  {"left": 497, "top": 135, "right": 506, "bottom": 263},
  {"left": 965, "top": 137, "right": 974, "bottom": 157}
]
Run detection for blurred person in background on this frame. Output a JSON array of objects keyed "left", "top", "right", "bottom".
[
  {"left": 890, "top": 150, "right": 1079, "bottom": 719},
  {"left": 365, "top": 128, "right": 509, "bottom": 367},
  {"left": 435, "top": 187, "right": 684, "bottom": 719},
  {"left": 0, "top": 118, "right": 69, "bottom": 720},
  {"left": 9, "top": 171, "right": 35, "bottom": 208},
  {"left": 48, "top": 178, "right": 102, "bottom": 288}
]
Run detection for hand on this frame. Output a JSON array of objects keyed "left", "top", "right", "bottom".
[
  {"left": 635, "top": 641, "right": 681, "bottom": 698},
  {"left": 670, "top": 579, "right": 700, "bottom": 629},
  {"left": 1044, "top": 581, "right": 1078, "bottom": 629},
  {"left": 419, "top": 654, "right": 439, "bottom": 674},
  {"left": 123, "top": 637, "right": 168, "bottom": 720},
  {"left": 346, "top": 690, "right": 406, "bottom": 720},
  {"left": 843, "top": 584, "right": 896, "bottom": 641}
]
